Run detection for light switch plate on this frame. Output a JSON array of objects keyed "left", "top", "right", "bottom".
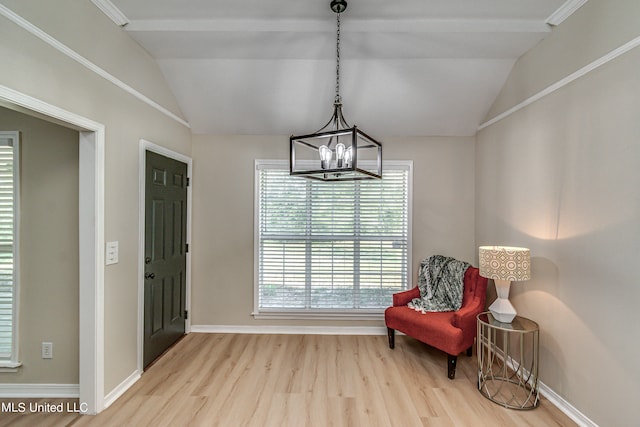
[
  {"left": 42, "top": 342, "right": 53, "bottom": 359},
  {"left": 106, "top": 241, "right": 119, "bottom": 265}
]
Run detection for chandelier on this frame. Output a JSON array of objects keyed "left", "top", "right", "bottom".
[{"left": 289, "top": 0, "right": 382, "bottom": 181}]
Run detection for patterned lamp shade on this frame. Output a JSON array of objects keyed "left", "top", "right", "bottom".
[{"left": 479, "top": 246, "right": 531, "bottom": 281}]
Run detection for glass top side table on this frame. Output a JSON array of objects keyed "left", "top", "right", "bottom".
[{"left": 477, "top": 312, "right": 540, "bottom": 410}]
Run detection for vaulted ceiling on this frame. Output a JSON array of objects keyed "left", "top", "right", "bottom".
[{"left": 101, "top": 0, "right": 579, "bottom": 136}]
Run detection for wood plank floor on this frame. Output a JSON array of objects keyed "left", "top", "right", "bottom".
[{"left": 0, "top": 333, "right": 576, "bottom": 426}]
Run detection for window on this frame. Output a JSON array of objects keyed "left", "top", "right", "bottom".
[
  {"left": 255, "top": 160, "right": 411, "bottom": 318},
  {"left": 0, "top": 132, "right": 19, "bottom": 366}
]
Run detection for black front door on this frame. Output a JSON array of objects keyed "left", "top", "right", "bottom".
[{"left": 144, "top": 150, "right": 188, "bottom": 368}]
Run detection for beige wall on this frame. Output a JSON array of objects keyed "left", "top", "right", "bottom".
[
  {"left": 191, "top": 135, "right": 475, "bottom": 327},
  {"left": 485, "top": 0, "right": 640, "bottom": 121},
  {"left": 476, "top": 1, "right": 640, "bottom": 425},
  {"left": 0, "top": 107, "right": 79, "bottom": 384},
  {"left": 0, "top": 1, "right": 192, "bottom": 393},
  {"left": 7, "top": 1, "right": 636, "bottom": 423}
]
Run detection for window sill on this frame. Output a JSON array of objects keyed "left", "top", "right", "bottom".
[
  {"left": 253, "top": 310, "right": 385, "bottom": 321},
  {"left": 0, "top": 361, "right": 22, "bottom": 372}
]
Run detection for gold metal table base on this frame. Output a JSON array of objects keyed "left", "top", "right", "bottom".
[{"left": 477, "top": 312, "right": 540, "bottom": 410}]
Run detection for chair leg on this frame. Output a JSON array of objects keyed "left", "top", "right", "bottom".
[
  {"left": 447, "top": 354, "right": 457, "bottom": 380},
  {"left": 387, "top": 328, "right": 395, "bottom": 349},
  {"left": 466, "top": 346, "right": 473, "bottom": 357}
]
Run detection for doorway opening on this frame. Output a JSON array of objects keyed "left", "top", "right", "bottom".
[{"left": 0, "top": 85, "right": 105, "bottom": 414}]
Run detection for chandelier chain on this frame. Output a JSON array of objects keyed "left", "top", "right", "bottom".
[
  {"left": 335, "top": 12, "right": 341, "bottom": 104},
  {"left": 289, "top": 0, "right": 383, "bottom": 181}
]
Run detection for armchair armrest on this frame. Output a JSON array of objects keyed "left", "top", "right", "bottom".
[
  {"left": 392, "top": 287, "right": 420, "bottom": 306},
  {"left": 452, "top": 297, "right": 483, "bottom": 330}
]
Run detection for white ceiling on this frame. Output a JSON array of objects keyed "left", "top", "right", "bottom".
[{"left": 104, "top": 0, "right": 573, "bottom": 136}]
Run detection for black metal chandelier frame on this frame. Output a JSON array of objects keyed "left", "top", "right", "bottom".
[{"left": 289, "top": 0, "right": 382, "bottom": 182}]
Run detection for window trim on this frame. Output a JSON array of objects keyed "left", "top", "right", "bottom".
[
  {"left": 253, "top": 159, "right": 412, "bottom": 320},
  {"left": 0, "top": 131, "right": 21, "bottom": 369}
]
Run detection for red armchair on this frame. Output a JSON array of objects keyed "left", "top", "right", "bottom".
[{"left": 384, "top": 266, "right": 488, "bottom": 379}]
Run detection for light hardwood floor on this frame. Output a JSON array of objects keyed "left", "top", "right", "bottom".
[{"left": 0, "top": 333, "right": 576, "bottom": 426}]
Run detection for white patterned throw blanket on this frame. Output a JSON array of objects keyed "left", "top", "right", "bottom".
[{"left": 408, "top": 255, "right": 470, "bottom": 313}]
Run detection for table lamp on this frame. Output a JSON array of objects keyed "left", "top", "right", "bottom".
[{"left": 478, "top": 246, "right": 531, "bottom": 323}]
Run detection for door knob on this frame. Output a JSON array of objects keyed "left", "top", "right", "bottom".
[{"left": 145, "top": 272, "right": 155, "bottom": 279}]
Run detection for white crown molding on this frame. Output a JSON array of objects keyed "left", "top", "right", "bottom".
[
  {"left": 0, "top": 3, "right": 189, "bottom": 129},
  {"left": 191, "top": 325, "right": 388, "bottom": 336},
  {"left": 478, "top": 34, "right": 640, "bottom": 131},
  {"left": 546, "top": 0, "right": 589, "bottom": 26},
  {"left": 90, "top": 0, "right": 129, "bottom": 26},
  {"left": 0, "top": 384, "right": 79, "bottom": 398},
  {"left": 126, "top": 18, "right": 549, "bottom": 34}
]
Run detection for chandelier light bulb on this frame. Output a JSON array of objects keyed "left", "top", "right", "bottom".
[
  {"left": 344, "top": 146, "right": 352, "bottom": 167},
  {"left": 335, "top": 143, "right": 346, "bottom": 167},
  {"left": 319, "top": 145, "right": 332, "bottom": 169}
]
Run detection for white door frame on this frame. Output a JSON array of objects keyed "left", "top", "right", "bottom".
[
  {"left": 137, "top": 139, "right": 192, "bottom": 373},
  {"left": 0, "top": 85, "right": 105, "bottom": 414}
]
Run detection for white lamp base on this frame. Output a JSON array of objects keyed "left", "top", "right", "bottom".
[{"left": 489, "top": 279, "right": 516, "bottom": 323}]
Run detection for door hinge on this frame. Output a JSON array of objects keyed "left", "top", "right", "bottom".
[
  {"left": 186, "top": 177, "right": 190, "bottom": 187},
  {"left": 185, "top": 243, "right": 189, "bottom": 253},
  {"left": 184, "top": 310, "right": 188, "bottom": 320}
]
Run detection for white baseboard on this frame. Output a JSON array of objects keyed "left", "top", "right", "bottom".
[
  {"left": 190, "top": 324, "right": 388, "bottom": 336},
  {"left": 500, "top": 350, "right": 598, "bottom": 427},
  {"left": 538, "top": 381, "right": 598, "bottom": 427},
  {"left": 0, "top": 383, "right": 79, "bottom": 398},
  {"left": 103, "top": 370, "right": 141, "bottom": 409}
]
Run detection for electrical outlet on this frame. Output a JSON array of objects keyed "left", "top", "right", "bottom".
[{"left": 42, "top": 342, "right": 53, "bottom": 359}]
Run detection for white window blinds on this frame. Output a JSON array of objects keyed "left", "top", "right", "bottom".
[
  {"left": 255, "top": 161, "right": 411, "bottom": 316},
  {"left": 0, "top": 133, "right": 18, "bottom": 360}
]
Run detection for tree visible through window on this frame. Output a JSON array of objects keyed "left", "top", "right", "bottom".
[{"left": 255, "top": 161, "right": 411, "bottom": 316}]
